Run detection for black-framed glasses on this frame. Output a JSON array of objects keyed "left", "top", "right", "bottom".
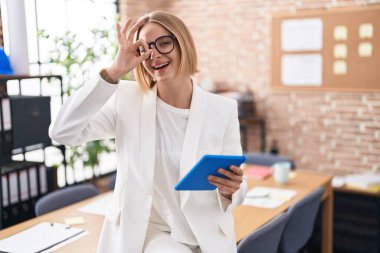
[{"left": 138, "top": 35, "right": 176, "bottom": 55}]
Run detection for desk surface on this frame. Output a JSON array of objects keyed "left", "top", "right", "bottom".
[
  {"left": 234, "top": 170, "right": 332, "bottom": 243},
  {"left": 0, "top": 171, "right": 332, "bottom": 253}
]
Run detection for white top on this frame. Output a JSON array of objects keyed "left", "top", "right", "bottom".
[{"left": 149, "top": 97, "right": 198, "bottom": 245}]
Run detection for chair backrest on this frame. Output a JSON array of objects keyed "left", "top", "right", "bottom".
[
  {"left": 35, "top": 183, "right": 99, "bottom": 216},
  {"left": 108, "top": 173, "right": 117, "bottom": 190},
  {"left": 279, "top": 187, "right": 325, "bottom": 253},
  {"left": 238, "top": 211, "right": 290, "bottom": 253},
  {"left": 244, "top": 152, "right": 295, "bottom": 169}
]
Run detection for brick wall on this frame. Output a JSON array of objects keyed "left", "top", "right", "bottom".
[{"left": 119, "top": 0, "right": 380, "bottom": 175}]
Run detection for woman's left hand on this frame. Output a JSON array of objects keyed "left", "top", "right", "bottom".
[{"left": 208, "top": 165, "right": 244, "bottom": 200}]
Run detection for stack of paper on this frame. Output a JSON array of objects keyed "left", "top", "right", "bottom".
[
  {"left": 79, "top": 192, "right": 112, "bottom": 216},
  {"left": 244, "top": 165, "right": 272, "bottom": 180},
  {"left": 243, "top": 186, "right": 297, "bottom": 209},
  {"left": 345, "top": 172, "right": 380, "bottom": 191},
  {"left": 0, "top": 222, "right": 84, "bottom": 253}
]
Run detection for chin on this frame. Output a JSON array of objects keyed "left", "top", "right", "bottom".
[{"left": 154, "top": 75, "right": 175, "bottom": 83}]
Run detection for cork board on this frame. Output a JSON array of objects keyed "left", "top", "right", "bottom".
[{"left": 272, "top": 5, "right": 380, "bottom": 92}]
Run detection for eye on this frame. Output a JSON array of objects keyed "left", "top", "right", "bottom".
[{"left": 159, "top": 40, "right": 171, "bottom": 46}]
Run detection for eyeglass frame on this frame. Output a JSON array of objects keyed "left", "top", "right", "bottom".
[{"left": 138, "top": 34, "right": 177, "bottom": 55}]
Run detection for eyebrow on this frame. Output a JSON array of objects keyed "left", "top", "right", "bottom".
[{"left": 145, "top": 34, "right": 172, "bottom": 44}]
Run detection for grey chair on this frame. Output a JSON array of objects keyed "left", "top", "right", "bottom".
[
  {"left": 244, "top": 152, "right": 295, "bottom": 169},
  {"left": 238, "top": 211, "right": 290, "bottom": 253},
  {"left": 278, "top": 187, "right": 325, "bottom": 253},
  {"left": 35, "top": 183, "right": 99, "bottom": 216},
  {"left": 108, "top": 173, "right": 117, "bottom": 190}
]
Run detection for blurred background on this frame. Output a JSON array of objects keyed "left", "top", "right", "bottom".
[{"left": 0, "top": 1, "right": 380, "bottom": 252}]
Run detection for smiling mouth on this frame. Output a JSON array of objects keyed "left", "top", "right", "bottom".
[{"left": 153, "top": 62, "right": 170, "bottom": 70}]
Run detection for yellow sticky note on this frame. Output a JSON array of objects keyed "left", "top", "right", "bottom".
[
  {"left": 334, "top": 44, "right": 347, "bottom": 58},
  {"left": 64, "top": 217, "right": 85, "bottom": 226},
  {"left": 358, "top": 42, "right": 373, "bottom": 57},
  {"left": 334, "top": 26, "right": 348, "bottom": 41},
  {"left": 359, "top": 23, "right": 374, "bottom": 39},
  {"left": 334, "top": 60, "right": 347, "bottom": 75}
]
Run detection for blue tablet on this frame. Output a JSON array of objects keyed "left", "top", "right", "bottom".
[{"left": 175, "top": 154, "right": 246, "bottom": 191}]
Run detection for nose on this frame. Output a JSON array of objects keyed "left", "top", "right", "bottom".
[{"left": 149, "top": 46, "right": 161, "bottom": 60}]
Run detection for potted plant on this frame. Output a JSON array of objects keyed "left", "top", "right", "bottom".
[{"left": 39, "top": 17, "right": 128, "bottom": 181}]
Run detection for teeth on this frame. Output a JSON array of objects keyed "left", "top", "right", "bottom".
[{"left": 154, "top": 62, "right": 169, "bottom": 69}]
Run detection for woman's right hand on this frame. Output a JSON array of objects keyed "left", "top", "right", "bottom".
[{"left": 106, "top": 18, "right": 153, "bottom": 81}]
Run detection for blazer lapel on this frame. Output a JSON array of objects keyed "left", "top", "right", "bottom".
[
  {"left": 139, "top": 86, "right": 157, "bottom": 194},
  {"left": 180, "top": 82, "right": 207, "bottom": 209}
]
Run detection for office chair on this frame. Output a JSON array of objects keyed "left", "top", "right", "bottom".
[
  {"left": 237, "top": 211, "right": 290, "bottom": 253},
  {"left": 244, "top": 152, "right": 295, "bottom": 169},
  {"left": 35, "top": 183, "right": 99, "bottom": 216},
  {"left": 108, "top": 173, "right": 117, "bottom": 190},
  {"left": 278, "top": 187, "right": 325, "bottom": 253}
]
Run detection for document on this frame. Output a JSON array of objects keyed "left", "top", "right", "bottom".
[
  {"left": 243, "top": 187, "right": 297, "bottom": 209},
  {"left": 0, "top": 222, "right": 85, "bottom": 253},
  {"left": 281, "top": 54, "right": 322, "bottom": 86},
  {"left": 79, "top": 192, "right": 112, "bottom": 216},
  {"left": 281, "top": 18, "right": 323, "bottom": 51}
]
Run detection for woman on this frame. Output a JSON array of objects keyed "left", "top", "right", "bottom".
[{"left": 49, "top": 11, "right": 246, "bottom": 253}]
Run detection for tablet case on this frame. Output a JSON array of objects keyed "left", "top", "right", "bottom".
[{"left": 175, "top": 155, "right": 246, "bottom": 191}]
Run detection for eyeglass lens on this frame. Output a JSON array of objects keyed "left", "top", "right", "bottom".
[{"left": 139, "top": 35, "right": 174, "bottom": 55}]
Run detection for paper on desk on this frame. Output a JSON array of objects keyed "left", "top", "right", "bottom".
[
  {"left": 40, "top": 231, "right": 89, "bottom": 253},
  {"left": 79, "top": 192, "right": 113, "bottom": 216},
  {"left": 0, "top": 222, "right": 84, "bottom": 253},
  {"left": 243, "top": 187, "right": 297, "bottom": 209}
]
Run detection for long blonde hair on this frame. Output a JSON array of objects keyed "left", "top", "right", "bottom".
[{"left": 134, "top": 11, "right": 198, "bottom": 91}]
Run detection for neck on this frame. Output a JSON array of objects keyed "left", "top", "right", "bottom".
[{"left": 156, "top": 77, "right": 193, "bottom": 109}]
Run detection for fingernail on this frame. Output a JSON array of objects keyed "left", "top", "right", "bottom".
[{"left": 218, "top": 169, "right": 222, "bottom": 173}]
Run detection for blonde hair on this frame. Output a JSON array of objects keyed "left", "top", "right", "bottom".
[{"left": 134, "top": 11, "right": 198, "bottom": 91}]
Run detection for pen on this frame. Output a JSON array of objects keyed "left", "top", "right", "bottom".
[{"left": 50, "top": 222, "right": 71, "bottom": 229}]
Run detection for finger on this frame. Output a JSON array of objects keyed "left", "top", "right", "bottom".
[
  {"left": 138, "top": 49, "right": 153, "bottom": 61},
  {"left": 127, "top": 17, "right": 146, "bottom": 41},
  {"left": 209, "top": 181, "right": 235, "bottom": 195},
  {"left": 230, "top": 165, "right": 244, "bottom": 176},
  {"left": 133, "top": 39, "right": 150, "bottom": 53},
  {"left": 208, "top": 175, "right": 240, "bottom": 189},
  {"left": 121, "top": 18, "right": 132, "bottom": 41},
  {"left": 217, "top": 168, "right": 243, "bottom": 183},
  {"left": 116, "top": 22, "right": 122, "bottom": 43}
]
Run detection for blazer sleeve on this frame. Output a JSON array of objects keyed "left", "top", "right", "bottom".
[
  {"left": 216, "top": 100, "right": 247, "bottom": 214},
  {"left": 49, "top": 74, "right": 119, "bottom": 146}
]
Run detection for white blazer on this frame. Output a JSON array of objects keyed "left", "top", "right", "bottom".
[{"left": 49, "top": 75, "right": 247, "bottom": 253}]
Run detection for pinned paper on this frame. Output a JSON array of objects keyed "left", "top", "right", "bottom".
[
  {"left": 281, "top": 18, "right": 323, "bottom": 51},
  {"left": 281, "top": 54, "right": 322, "bottom": 86},
  {"left": 334, "top": 60, "right": 347, "bottom": 75},
  {"left": 334, "top": 26, "right": 348, "bottom": 41},
  {"left": 334, "top": 44, "right": 347, "bottom": 58},
  {"left": 359, "top": 23, "right": 374, "bottom": 39},
  {"left": 358, "top": 42, "right": 373, "bottom": 57}
]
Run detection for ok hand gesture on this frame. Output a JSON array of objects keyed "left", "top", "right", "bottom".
[{"left": 106, "top": 18, "right": 153, "bottom": 80}]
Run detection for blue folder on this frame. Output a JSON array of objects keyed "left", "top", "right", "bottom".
[{"left": 175, "top": 154, "right": 246, "bottom": 191}]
